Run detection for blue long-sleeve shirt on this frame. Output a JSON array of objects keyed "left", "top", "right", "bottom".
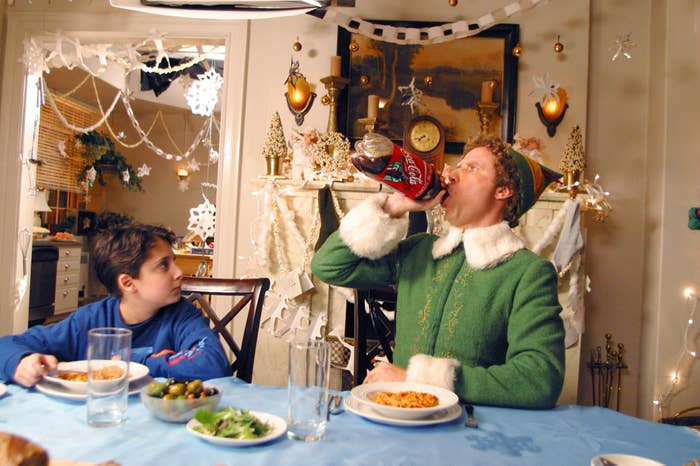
[{"left": 0, "top": 297, "right": 232, "bottom": 383}]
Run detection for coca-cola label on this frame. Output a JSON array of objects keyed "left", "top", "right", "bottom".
[{"left": 376, "top": 144, "right": 434, "bottom": 199}]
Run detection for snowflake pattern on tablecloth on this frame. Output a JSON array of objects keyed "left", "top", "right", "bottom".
[
  {"left": 185, "top": 69, "right": 224, "bottom": 116},
  {"left": 187, "top": 195, "right": 216, "bottom": 240}
]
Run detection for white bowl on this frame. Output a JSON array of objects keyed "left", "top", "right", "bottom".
[
  {"left": 141, "top": 382, "right": 222, "bottom": 423},
  {"left": 43, "top": 360, "right": 149, "bottom": 394},
  {"left": 350, "top": 382, "right": 459, "bottom": 420},
  {"left": 591, "top": 454, "right": 666, "bottom": 466}
]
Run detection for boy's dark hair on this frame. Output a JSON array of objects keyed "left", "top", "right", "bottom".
[
  {"left": 92, "top": 223, "right": 176, "bottom": 296},
  {"left": 461, "top": 135, "right": 521, "bottom": 227}
]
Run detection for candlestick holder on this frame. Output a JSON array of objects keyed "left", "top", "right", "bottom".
[
  {"left": 356, "top": 117, "right": 376, "bottom": 134},
  {"left": 320, "top": 75, "right": 349, "bottom": 134},
  {"left": 476, "top": 102, "right": 499, "bottom": 135}
]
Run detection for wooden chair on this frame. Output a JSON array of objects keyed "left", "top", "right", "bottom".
[
  {"left": 181, "top": 276, "right": 270, "bottom": 383},
  {"left": 352, "top": 286, "right": 397, "bottom": 386}
]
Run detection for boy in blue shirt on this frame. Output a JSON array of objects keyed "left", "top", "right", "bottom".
[{"left": 0, "top": 223, "right": 232, "bottom": 387}]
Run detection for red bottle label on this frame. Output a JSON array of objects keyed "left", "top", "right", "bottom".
[{"left": 376, "top": 144, "right": 434, "bottom": 200}]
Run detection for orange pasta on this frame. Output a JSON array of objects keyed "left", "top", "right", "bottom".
[{"left": 371, "top": 390, "right": 439, "bottom": 408}]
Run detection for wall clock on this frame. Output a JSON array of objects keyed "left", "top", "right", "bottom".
[{"left": 403, "top": 115, "right": 445, "bottom": 170}]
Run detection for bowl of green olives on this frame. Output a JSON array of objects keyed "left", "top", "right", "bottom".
[{"left": 140, "top": 378, "right": 222, "bottom": 423}]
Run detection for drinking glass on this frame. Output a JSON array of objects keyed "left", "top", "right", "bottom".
[
  {"left": 287, "top": 339, "right": 330, "bottom": 441},
  {"left": 86, "top": 327, "right": 132, "bottom": 427}
]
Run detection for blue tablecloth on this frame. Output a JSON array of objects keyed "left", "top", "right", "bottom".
[{"left": 0, "top": 377, "right": 698, "bottom": 466}]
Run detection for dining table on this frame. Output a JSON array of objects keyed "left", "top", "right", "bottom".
[{"left": 0, "top": 377, "right": 698, "bottom": 466}]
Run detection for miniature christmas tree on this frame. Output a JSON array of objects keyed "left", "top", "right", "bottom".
[
  {"left": 262, "top": 112, "right": 287, "bottom": 176},
  {"left": 560, "top": 125, "right": 586, "bottom": 172}
]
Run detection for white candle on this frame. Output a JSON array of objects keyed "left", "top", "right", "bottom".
[
  {"left": 330, "top": 55, "right": 342, "bottom": 77},
  {"left": 367, "top": 94, "right": 379, "bottom": 119}
]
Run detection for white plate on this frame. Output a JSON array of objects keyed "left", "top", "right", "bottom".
[
  {"left": 186, "top": 410, "right": 287, "bottom": 447},
  {"left": 43, "top": 360, "right": 149, "bottom": 394},
  {"left": 0, "top": 382, "right": 6, "bottom": 397},
  {"left": 591, "top": 454, "right": 666, "bottom": 466},
  {"left": 35, "top": 376, "right": 150, "bottom": 401},
  {"left": 350, "top": 382, "right": 459, "bottom": 420},
  {"left": 345, "top": 395, "right": 462, "bottom": 427}
]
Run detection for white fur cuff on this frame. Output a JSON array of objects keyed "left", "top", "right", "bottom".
[
  {"left": 338, "top": 193, "right": 408, "bottom": 260},
  {"left": 406, "top": 354, "right": 459, "bottom": 391}
]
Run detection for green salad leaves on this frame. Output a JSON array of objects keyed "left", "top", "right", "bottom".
[{"left": 194, "top": 407, "right": 271, "bottom": 439}]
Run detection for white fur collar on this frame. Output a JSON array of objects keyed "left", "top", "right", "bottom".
[{"left": 432, "top": 222, "right": 525, "bottom": 269}]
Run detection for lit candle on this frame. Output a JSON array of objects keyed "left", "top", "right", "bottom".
[
  {"left": 480, "top": 80, "right": 496, "bottom": 103},
  {"left": 330, "top": 55, "right": 342, "bottom": 77},
  {"left": 367, "top": 94, "right": 379, "bottom": 119}
]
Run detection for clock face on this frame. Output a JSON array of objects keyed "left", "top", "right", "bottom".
[{"left": 409, "top": 120, "right": 441, "bottom": 153}]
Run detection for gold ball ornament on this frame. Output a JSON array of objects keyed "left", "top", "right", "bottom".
[
  {"left": 423, "top": 75, "right": 433, "bottom": 87},
  {"left": 349, "top": 40, "right": 359, "bottom": 52},
  {"left": 448, "top": 0, "right": 458, "bottom": 6},
  {"left": 554, "top": 36, "right": 563, "bottom": 53},
  {"left": 292, "top": 40, "right": 302, "bottom": 52},
  {"left": 359, "top": 74, "right": 370, "bottom": 86},
  {"left": 512, "top": 43, "right": 523, "bottom": 57},
  {"left": 321, "top": 95, "right": 330, "bottom": 105}
]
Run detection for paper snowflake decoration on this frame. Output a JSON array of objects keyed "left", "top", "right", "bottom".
[
  {"left": 136, "top": 163, "right": 151, "bottom": 178},
  {"left": 178, "top": 179, "right": 190, "bottom": 192},
  {"left": 122, "top": 170, "right": 130, "bottom": 184},
  {"left": 187, "top": 195, "right": 216, "bottom": 240},
  {"left": 611, "top": 33, "right": 636, "bottom": 61},
  {"left": 21, "top": 38, "right": 49, "bottom": 77},
  {"left": 209, "top": 148, "right": 220, "bottom": 164},
  {"left": 397, "top": 77, "right": 424, "bottom": 114},
  {"left": 187, "top": 158, "right": 201, "bottom": 172},
  {"left": 116, "top": 131, "right": 126, "bottom": 141},
  {"left": 529, "top": 72, "right": 560, "bottom": 105},
  {"left": 57, "top": 141, "right": 67, "bottom": 158},
  {"left": 185, "top": 69, "right": 224, "bottom": 116}
]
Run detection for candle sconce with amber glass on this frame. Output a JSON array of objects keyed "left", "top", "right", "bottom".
[
  {"left": 284, "top": 58, "right": 316, "bottom": 126},
  {"left": 536, "top": 87, "right": 569, "bottom": 137}
]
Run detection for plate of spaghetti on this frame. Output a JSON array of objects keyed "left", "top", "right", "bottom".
[
  {"left": 43, "top": 360, "right": 149, "bottom": 394},
  {"left": 350, "top": 382, "right": 459, "bottom": 420}
]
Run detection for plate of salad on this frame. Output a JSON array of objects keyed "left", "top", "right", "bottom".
[{"left": 186, "top": 407, "right": 287, "bottom": 447}]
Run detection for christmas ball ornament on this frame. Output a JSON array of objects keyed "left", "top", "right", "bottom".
[
  {"left": 349, "top": 40, "right": 359, "bottom": 52},
  {"left": 359, "top": 74, "right": 370, "bottom": 86},
  {"left": 292, "top": 40, "right": 302, "bottom": 52},
  {"left": 449, "top": 0, "right": 458, "bottom": 5},
  {"left": 554, "top": 36, "right": 564, "bottom": 53},
  {"left": 423, "top": 75, "right": 433, "bottom": 86},
  {"left": 321, "top": 95, "right": 330, "bottom": 105},
  {"left": 512, "top": 43, "right": 523, "bottom": 57}
]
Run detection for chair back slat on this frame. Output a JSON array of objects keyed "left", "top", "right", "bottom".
[
  {"left": 353, "top": 286, "right": 397, "bottom": 386},
  {"left": 181, "top": 277, "right": 270, "bottom": 383}
]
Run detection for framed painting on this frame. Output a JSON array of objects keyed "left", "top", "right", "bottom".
[{"left": 337, "top": 22, "right": 519, "bottom": 154}]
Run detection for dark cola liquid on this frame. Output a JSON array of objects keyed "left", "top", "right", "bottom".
[{"left": 352, "top": 144, "right": 441, "bottom": 200}]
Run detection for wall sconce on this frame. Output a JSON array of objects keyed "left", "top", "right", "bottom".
[
  {"left": 536, "top": 87, "right": 568, "bottom": 137},
  {"left": 177, "top": 168, "right": 190, "bottom": 181},
  {"left": 285, "top": 58, "right": 316, "bottom": 126},
  {"left": 33, "top": 189, "right": 52, "bottom": 227}
]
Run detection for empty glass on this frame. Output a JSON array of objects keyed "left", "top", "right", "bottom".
[{"left": 287, "top": 339, "right": 330, "bottom": 441}]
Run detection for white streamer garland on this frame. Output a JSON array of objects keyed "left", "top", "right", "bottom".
[{"left": 316, "top": 0, "right": 545, "bottom": 45}]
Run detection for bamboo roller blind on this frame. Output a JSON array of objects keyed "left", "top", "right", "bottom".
[{"left": 36, "top": 92, "right": 102, "bottom": 193}]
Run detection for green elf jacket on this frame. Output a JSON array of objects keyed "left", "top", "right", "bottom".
[{"left": 311, "top": 194, "right": 565, "bottom": 409}]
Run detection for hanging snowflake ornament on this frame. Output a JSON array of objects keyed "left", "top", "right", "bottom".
[
  {"left": 178, "top": 179, "right": 190, "bottom": 192},
  {"left": 187, "top": 195, "right": 216, "bottom": 241},
  {"left": 209, "top": 148, "right": 220, "bottom": 164},
  {"left": 57, "top": 140, "right": 67, "bottom": 158},
  {"left": 136, "top": 163, "right": 151, "bottom": 178},
  {"left": 187, "top": 158, "right": 201, "bottom": 172},
  {"left": 529, "top": 72, "right": 560, "bottom": 104},
  {"left": 21, "top": 38, "right": 49, "bottom": 77},
  {"left": 116, "top": 131, "right": 126, "bottom": 141},
  {"left": 185, "top": 69, "right": 224, "bottom": 116},
  {"left": 611, "top": 33, "right": 636, "bottom": 61},
  {"left": 397, "top": 77, "right": 424, "bottom": 114},
  {"left": 85, "top": 166, "right": 97, "bottom": 188},
  {"left": 122, "top": 169, "right": 130, "bottom": 185}
]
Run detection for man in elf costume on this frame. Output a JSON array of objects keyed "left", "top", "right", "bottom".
[{"left": 311, "top": 135, "right": 564, "bottom": 409}]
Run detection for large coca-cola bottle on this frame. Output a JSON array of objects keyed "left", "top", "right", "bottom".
[{"left": 352, "top": 133, "right": 442, "bottom": 200}]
